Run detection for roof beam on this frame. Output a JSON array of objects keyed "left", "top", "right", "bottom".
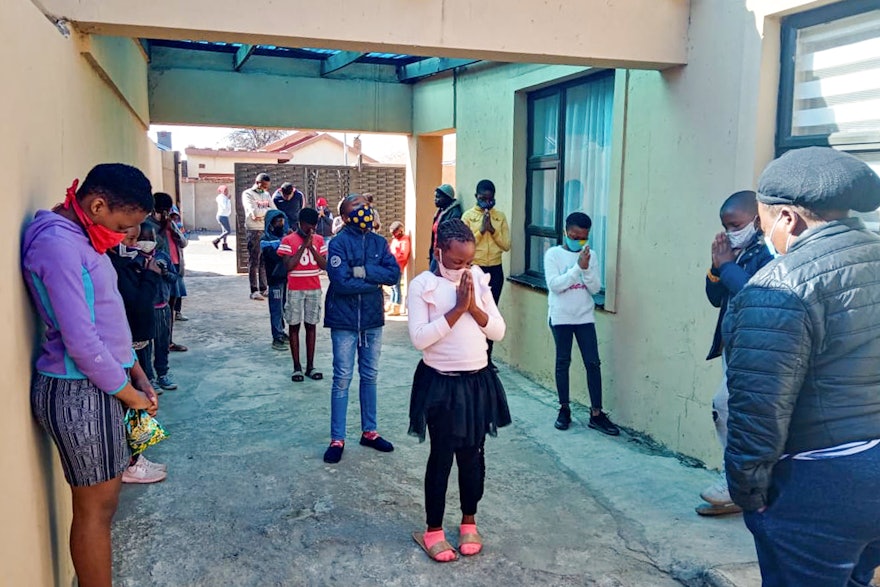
[
  {"left": 321, "top": 51, "right": 366, "bottom": 76},
  {"left": 398, "top": 58, "right": 478, "bottom": 82},
  {"left": 233, "top": 44, "right": 256, "bottom": 71}
]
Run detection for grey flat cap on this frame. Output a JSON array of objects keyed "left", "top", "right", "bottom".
[{"left": 757, "top": 147, "right": 880, "bottom": 213}]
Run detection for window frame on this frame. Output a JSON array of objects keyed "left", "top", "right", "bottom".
[
  {"left": 519, "top": 70, "right": 615, "bottom": 287},
  {"left": 777, "top": 0, "right": 880, "bottom": 155}
]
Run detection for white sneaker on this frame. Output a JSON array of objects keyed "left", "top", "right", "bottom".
[
  {"left": 700, "top": 476, "right": 733, "bottom": 506},
  {"left": 122, "top": 460, "right": 167, "bottom": 484},
  {"left": 250, "top": 292, "right": 265, "bottom": 301},
  {"left": 138, "top": 455, "right": 167, "bottom": 472}
]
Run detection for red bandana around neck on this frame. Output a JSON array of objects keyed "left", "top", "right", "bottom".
[{"left": 63, "top": 179, "right": 126, "bottom": 253}]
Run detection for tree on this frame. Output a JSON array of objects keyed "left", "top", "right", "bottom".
[{"left": 223, "top": 128, "right": 289, "bottom": 151}]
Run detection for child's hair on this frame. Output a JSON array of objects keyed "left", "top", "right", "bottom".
[
  {"left": 389, "top": 221, "right": 404, "bottom": 234},
  {"left": 720, "top": 190, "right": 758, "bottom": 216},
  {"left": 75, "top": 163, "right": 153, "bottom": 212},
  {"left": 255, "top": 172, "right": 271, "bottom": 183},
  {"left": 281, "top": 182, "right": 294, "bottom": 196},
  {"left": 476, "top": 179, "right": 496, "bottom": 194},
  {"left": 299, "top": 207, "right": 319, "bottom": 226},
  {"left": 436, "top": 219, "right": 475, "bottom": 250},
  {"left": 139, "top": 222, "right": 156, "bottom": 240},
  {"left": 565, "top": 212, "right": 592, "bottom": 230},
  {"left": 153, "top": 192, "right": 174, "bottom": 213}
]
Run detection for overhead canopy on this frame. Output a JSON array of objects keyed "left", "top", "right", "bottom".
[{"left": 37, "top": 0, "right": 689, "bottom": 70}]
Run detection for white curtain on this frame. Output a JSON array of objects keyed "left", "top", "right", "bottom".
[{"left": 563, "top": 75, "right": 614, "bottom": 288}]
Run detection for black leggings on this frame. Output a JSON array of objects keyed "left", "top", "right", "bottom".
[
  {"left": 424, "top": 406, "right": 486, "bottom": 528},
  {"left": 479, "top": 264, "right": 504, "bottom": 360}
]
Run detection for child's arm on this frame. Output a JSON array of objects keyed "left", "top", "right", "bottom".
[
  {"left": 26, "top": 244, "right": 129, "bottom": 394},
  {"left": 472, "top": 268, "right": 506, "bottom": 341},
  {"left": 364, "top": 238, "right": 401, "bottom": 286},
  {"left": 544, "top": 248, "right": 587, "bottom": 293},
  {"left": 326, "top": 238, "right": 383, "bottom": 295},
  {"left": 407, "top": 277, "right": 455, "bottom": 350},
  {"left": 717, "top": 262, "right": 752, "bottom": 296}
]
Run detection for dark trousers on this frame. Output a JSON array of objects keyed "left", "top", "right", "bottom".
[
  {"left": 424, "top": 406, "right": 486, "bottom": 528},
  {"left": 479, "top": 264, "right": 504, "bottom": 361},
  {"left": 137, "top": 305, "right": 171, "bottom": 380},
  {"left": 551, "top": 322, "right": 602, "bottom": 409},
  {"left": 742, "top": 444, "right": 880, "bottom": 586},
  {"left": 268, "top": 284, "right": 286, "bottom": 341},
  {"left": 247, "top": 230, "right": 267, "bottom": 293}
]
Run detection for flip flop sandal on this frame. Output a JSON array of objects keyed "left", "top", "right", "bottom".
[
  {"left": 412, "top": 531, "right": 458, "bottom": 563},
  {"left": 305, "top": 368, "right": 323, "bottom": 380},
  {"left": 291, "top": 371, "right": 304, "bottom": 382},
  {"left": 459, "top": 529, "right": 483, "bottom": 556}
]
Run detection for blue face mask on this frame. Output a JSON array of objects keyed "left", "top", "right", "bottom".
[
  {"left": 477, "top": 199, "right": 495, "bottom": 210},
  {"left": 565, "top": 236, "right": 587, "bottom": 252},
  {"left": 764, "top": 214, "right": 789, "bottom": 258}
]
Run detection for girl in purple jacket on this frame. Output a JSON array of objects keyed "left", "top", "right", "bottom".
[{"left": 22, "top": 163, "right": 159, "bottom": 587}]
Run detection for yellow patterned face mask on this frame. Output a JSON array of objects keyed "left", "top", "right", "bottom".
[{"left": 348, "top": 205, "right": 374, "bottom": 231}]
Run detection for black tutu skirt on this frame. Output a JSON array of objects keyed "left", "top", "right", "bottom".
[{"left": 408, "top": 360, "right": 512, "bottom": 446}]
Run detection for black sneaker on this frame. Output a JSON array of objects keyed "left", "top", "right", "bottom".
[
  {"left": 588, "top": 411, "right": 620, "bottom": 436},
  {"left": 360, "top": 433, "right": 394, "bottom": 453},
  {"left": 554, "top": 405, "right": 571, "bottom": 430},
  {"left": 323, "top": 441, "right": 344, "bottom": 463},
  {"left": 271, "top": 339, "right": 287, "bottom": 351}
]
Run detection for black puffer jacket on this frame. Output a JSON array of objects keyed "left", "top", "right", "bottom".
[{"left": 722, "top": 218, "right": 880, "bottom": 511}]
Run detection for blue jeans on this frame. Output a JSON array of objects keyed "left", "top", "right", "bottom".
[
  {"left": 330, "top": 328, "right": 382, "bottom": 441},
  {"left": 742, "top": 444, "right": 880, "bottom": 586},
  {"left": 268, "top": 284, "right": 286, "bottom": 341},
  {"left": 390, "top": 279, "right": 402, "bottom": 305}
]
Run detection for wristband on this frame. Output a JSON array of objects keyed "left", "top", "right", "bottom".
[{"left": 707, "top": 269, "right": 721, "bottom": 283}]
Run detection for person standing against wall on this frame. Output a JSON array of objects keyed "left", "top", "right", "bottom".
[
  {"left": 213, "top": 185, "right": 233, "bottom": 251},
  {"left": 428, "top": 184, "right": 462, "bottom": 272},
  {"left": 461, "top": 179, "right": 510, "bottom": 370},
  {"left": 697, "top": 191, "right": 772, "bottom": 517},
  {"left": 22, "top": 164, "right": 159, "bottom": 587},
  {"left": 242, "top": 173, "right": 274, "bottom": 300}
]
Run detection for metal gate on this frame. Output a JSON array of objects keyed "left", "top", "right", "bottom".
[{"left": 233, "top": 163, "right": 406, "bottom": 273}]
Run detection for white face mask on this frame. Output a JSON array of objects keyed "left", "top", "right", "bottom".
[
  {"left": 726, "top": 219, "right": 757, "bottom": 250},
  {"left": 137, "top": 240, "right": 157, "bottom": 254},
  {"left": 437, "top": 250, "right": 468, "bottom": 284}
]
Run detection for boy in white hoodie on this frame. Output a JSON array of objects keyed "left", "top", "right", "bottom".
[{"left": 543, "top": 212, "right": 618, "bottom": 435}]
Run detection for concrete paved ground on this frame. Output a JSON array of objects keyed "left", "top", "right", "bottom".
[{"left": 113, "top": 234, "right": 763, "bottom": 587}]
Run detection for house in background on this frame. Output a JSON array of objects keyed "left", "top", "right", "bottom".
[{"left": 180, "top": 131, "right": 380, "bottom": 230}]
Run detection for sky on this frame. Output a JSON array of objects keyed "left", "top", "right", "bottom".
[{"left": 147, "top": 125, "right": 415, "bottom": 164}]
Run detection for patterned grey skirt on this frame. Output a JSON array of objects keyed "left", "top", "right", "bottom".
[{"left": 31, "top": 374, "right": 130, "bottom": 486}]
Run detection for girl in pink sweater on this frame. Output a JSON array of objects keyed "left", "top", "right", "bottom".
[{"left": 407, "top": 219, "right": 511, "bottom": 562}]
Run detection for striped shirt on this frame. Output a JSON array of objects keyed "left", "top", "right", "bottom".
[{"left": 278, "top": 232, "right": 327, "bottom": 291}]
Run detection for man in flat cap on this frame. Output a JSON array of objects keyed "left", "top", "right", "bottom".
[{"left": 722, "top": 147, "right": 880, "bottom": 586}]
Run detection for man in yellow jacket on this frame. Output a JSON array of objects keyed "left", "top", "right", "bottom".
[{"left": 461, "top": 179, "right": 511, "bottom": 370}]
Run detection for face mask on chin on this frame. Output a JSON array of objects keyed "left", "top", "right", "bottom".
[{"left": 437, "top": 250, "right": 468, "bottom": 284}]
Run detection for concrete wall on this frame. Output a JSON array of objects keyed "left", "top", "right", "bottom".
[
  {"left": 423, "top": 0, "right": 829, "bottom": 465},
  {"left": 186, "top": 152, "right": 280, "bottom": 177},
  {"left": 0, "top": 3, "right": 164, "bottom": 585}
]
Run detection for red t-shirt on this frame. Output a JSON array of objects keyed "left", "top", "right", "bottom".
[{"left": 277, "top": 232, "right": 327, "bottom": 291}]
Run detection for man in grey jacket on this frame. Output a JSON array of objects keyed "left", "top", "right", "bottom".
[{"left": 723, "top": 147, "right": 880, "bottom": 587}]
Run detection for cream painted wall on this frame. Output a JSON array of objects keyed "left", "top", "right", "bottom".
[
  {"left": 286, "top": 140, "right": 361, "bottom": 166},
  {"left": 432, "top": 0, "right": 821, "bottom": 465},
  {"left": 0, "top": 2, "right": 163, "bottom": 585},
  {"left": 186, "top": 153, "right": 280, "bottom": 177}
]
